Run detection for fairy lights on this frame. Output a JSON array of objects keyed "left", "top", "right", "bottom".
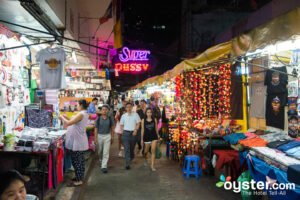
[{"left": 169, "top": 64, "right": 234, "bottom": 157}]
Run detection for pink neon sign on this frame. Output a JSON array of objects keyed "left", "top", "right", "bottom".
[{"left": 119, "top": 47, "right": 150, "bottom": 62}]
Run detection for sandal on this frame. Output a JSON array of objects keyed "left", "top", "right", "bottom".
[{"left": 67, "top": 182, "right": 82, "bottom": 187}]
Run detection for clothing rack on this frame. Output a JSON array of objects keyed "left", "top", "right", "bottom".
[{"left": 234, "top": 59, "right": 297, "bottom": 77}]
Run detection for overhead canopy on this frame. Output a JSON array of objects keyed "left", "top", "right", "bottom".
[
  {"left": 231, "top": 7, "right": 300, "bottom": 57},
  {"left": 130, "top": 7, "right": 300, "bottom": 90}
]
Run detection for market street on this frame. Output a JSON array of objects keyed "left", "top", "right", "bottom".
[
  {"left": 1, "top": 1, "right": 300, "bottom": 200},
  {"left": 79, "top": 138, "right": 241, "bottom": 200}
]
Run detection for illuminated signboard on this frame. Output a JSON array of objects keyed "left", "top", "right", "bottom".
[{"left": 114, "top": 47, "right": 151, "bottom": 73}]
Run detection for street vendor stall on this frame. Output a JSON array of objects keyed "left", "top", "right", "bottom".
[{"left": 126, "top": 6, "right": 300, "bottom": 200}]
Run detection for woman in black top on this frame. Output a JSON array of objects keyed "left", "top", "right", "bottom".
[{"left": 141, "top": 108, "right": 160, "bottom": 171}]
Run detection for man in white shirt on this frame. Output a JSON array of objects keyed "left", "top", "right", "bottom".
[{"left": 120, "top": 102, "right": 141, "bottom": 169}]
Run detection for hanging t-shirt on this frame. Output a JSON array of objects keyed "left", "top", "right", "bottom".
[
  {"left": 250, "top": 82, "right": 267, "bottom": 119},
  {"left": 265, "top": 93, "right": 287, "bottom": 130},
  {"left": 264, "top": 66, "right": 288, "bottom": 94},
  {"left": 288, "top": 115, "right": 298, "bottom": 138},
  {"left": 290, "top": 49, "right": 300, "bottom": 66},
  {"left": 288, "top": 80, "right": 298, "bottom": 97},
  {"left": 30, "top": 79, "right": 37, "bottom": 104},
  {"left": 36, "top": 48, "right": 67, "bottom": 89}
]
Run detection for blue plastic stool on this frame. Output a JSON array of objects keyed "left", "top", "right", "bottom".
[{"left": 183, "top": 155, "right": 203, "bottom": 179}]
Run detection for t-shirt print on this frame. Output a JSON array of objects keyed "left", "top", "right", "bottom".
[
  {"left": 288, "top": 97, "right": 297, "bottom": 115},
  {"left": 145, "top": 121, "right": 155, "bottom": 131},
  {"left": 45, "top": 59, "right": 61, "bottom": 70},
  {"left": 264, "top": 66, "right": 288, "bottom": 94},
  {"left": 288, "top": 115, "right": 298, "bottom": 138}
]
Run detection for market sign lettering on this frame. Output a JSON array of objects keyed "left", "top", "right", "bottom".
[
  {"left": 115, "top": 63, "right": 149, "bottom": 72},
  {"left": 119, "top": 47, "right": 150, "bottom": 62},
  {"left": 114, "top": 47, "right": 151, "bottom": 74}
]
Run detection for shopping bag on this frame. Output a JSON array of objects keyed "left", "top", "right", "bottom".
[{"left": 237, "top": 170, "right": 254, "bottom": 200}]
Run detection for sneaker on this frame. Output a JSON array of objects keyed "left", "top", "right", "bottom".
[
  {"left": 118, "top": 151, "right": 122, "bottom": 158},
  {"left": 151, "top": 168, "right": 156, "bottom": 172},
  {"left": 101, "top": 168, "right": 108, "bottom": 173},
  {"left": 144, "top": 162, "right": 148, "bottom": 167},
  {"left": 126, "top": 166, "right": 130, "bottom": 170}
]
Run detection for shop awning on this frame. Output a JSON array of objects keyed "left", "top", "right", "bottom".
[
  {"left": 231, "top": 7, "right": 300, "bottom": 57},
  {"left": 130, "top": 7, "right": 300, "bottom": 91}
]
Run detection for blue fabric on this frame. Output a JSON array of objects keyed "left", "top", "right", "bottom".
[
  {"left": 88, "top": 103, "right": 96, "bottom": 114},
  {"left": 246, "top": 155, "right": 300, "bottom": 200},
  {"left": 277, "top": 141, "right": 300, "bottom": 152},
  {"left": 223, "top": 133, "right": 247, "bottom": 144},
  {"left": 286, "top": 146, "right": 300, "bottom": 157},
  {"left": 239, "top": 151, "right": 248, "bottom": 166}
]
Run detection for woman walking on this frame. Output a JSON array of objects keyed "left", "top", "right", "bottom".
[
  {"left": 115, "top": 107, "right": 126, "bottom": 157},
  {"left": 141, "top": 108, "right": 160, "bottom": 171},
  {"left": 59, "top": 99, "right": 89, "bottom": 186}
]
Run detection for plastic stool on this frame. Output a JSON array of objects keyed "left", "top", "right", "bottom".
[{"left": 183, "top": 155, "right": 203, "bottom": 179}]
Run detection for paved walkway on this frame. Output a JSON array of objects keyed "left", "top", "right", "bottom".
[{"left": 80, "top": 139, "right": 242, "bottom": 200}]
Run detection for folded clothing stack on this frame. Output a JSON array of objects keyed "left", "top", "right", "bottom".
[
  {"left": 33, "top": 141, "right": 50, "bottom": 152},
  {"left": 16, "top": 140, "right": 34, "bottom": 152}
]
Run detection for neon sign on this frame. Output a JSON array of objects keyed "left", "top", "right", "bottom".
[
  {"left": 115, "top": 63, "right": 149, "bottom": 72},
  {"left": 114, "top": 47, "right": 151, "bottom": 74},
  {"left": 119, "top": 47, "right": 150, "bottom": 62}
]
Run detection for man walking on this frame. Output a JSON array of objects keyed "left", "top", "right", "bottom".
[
  {"left": 88, "top": 97, "right": 98, "bottom": 114},
  {"left": 120, "top": 102, "right": 141, "bottom": 169},
  {"left": 94, "top": 104, "right": 114, "bottom": 173}
]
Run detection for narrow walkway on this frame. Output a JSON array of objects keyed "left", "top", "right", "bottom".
[{"left": 80, "top": 138, "right": 241, "bottom": 200}]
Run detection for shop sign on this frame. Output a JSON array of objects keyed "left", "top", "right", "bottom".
[
  {"left": 114, "top": 47, "right": 151, "bottom": 74},
  {"left": 119, "top": 47, "right": 150, "bottom": 62},
  {"left": 114, "top": 63, "right": 149, "bottom": 72}
]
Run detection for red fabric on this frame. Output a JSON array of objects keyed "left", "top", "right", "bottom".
[
  {"left": 214, "top": 150, "right": 241, "bottom": 180},
  {"left": 239, "top": 137, "right": 268, "bottom": 147},
  {"left": 56, "top": 147, "right": 64, "bottom": 183}
]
